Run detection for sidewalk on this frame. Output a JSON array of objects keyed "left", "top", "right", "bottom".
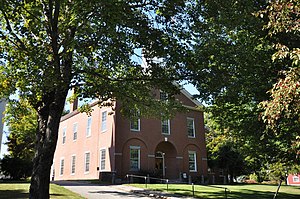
[
  {"left": 117, "top": 184, "right": 194, "bottom": 199},
  {"left": 54, "top": 181, "right": 195, "bottom": 199}
]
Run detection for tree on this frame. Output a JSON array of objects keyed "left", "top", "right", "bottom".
[
  {"left": 260, "top": 0, "right": 300, "bottom": 169},
  {"left": 0, "top": 155, "right": 33, "bottom": 180},
  {"left": 206, "top": 132, "right": 246, "bottom": 183},
  {"left": 186, "top": 0, "right": 285, "bottom": 172},
  {"left": 205, "top": 112, "right": 260, "bottom": 183},
  {"left": 0, "top": 1, "right": 190, "bottom": 198},
  {"left": 4, "top": 99, "right": 36, "bottom": 160},
  {"left": 185, "top": 0, "right": 300, "bottom": 178},
  {"left": 0, "top": 99, "right": 36, "bottom": 180}
]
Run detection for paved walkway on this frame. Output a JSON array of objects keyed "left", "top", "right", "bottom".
[{"left": 54, "top": 181, "right": 194, "bottom": 199}]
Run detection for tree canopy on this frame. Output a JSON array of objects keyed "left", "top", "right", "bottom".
[
  {"left": 0, "top": 1, "right": 192, "bottom": 198},
  {"left": 189, "top": 0, "right": 299, "bottom": 178},
  {"left": 0, "top": 0, "right": 298, "bottom": 195}
]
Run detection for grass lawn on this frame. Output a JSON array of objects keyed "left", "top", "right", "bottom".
[
  {"left": 130, "top": 183, "right": 300, "bottom": 199},
  {"left": 0, "top": 182, "right": 84, "bottom": 199}
]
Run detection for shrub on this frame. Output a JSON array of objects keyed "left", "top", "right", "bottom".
[{"left": 0, "top": 155, "right": 32, "bottom": 180}]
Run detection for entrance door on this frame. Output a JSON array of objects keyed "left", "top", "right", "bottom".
[
  {"left": 155, "top": 141, "right": 178, "bottom": 179},
  {"left": 155, "top": 151, "right": 165, "bottom": 178}
]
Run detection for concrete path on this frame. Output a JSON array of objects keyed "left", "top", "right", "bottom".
[{"left": 54, "top": 181, "right": 194, "bottom": 199}]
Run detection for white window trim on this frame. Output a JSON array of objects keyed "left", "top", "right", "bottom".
[
  {"left": 161, "top": 119, "right": 170, "bottom": 135},
  {"left": 73, "top": 123, "right": 78, "bottom": 141},
  {"left": 101, "top": 111, "right": 107, "bottom": 132},
  {"left": 159, "top": 91, "right": 168, "bottom": 101},
  {"left": 187, "top": 117, "right": 196, "bottom": 138},
  {"left": 86, "top": 117, "right": 92, "bottom": 137},
  {"left": 59, "top": 157, "right": 65, "bottom": 176},
  {"left": 130, "top": 118, "right": 140, "bottom": 132},
  {"left": 71, "top": 154, "right": 76, "bottom": 175},
  {"left": 130, "top": 146, "right": 140, "bottom": 171},
  {"left": 84, "top": 151, "right": 91, "bottom": 174},
  {"left": 188, "top": 151, "right": 197, "bottom": 172},
  {"left": 100, "top": 148, "right": 106, "bottom": 171},
  {"left": 62, "top": 127, "right": 67, "bottom": 145}
]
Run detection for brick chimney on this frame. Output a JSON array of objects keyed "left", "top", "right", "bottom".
[{"left": 69, "top": 89, "right": 78, "bottom": 112}]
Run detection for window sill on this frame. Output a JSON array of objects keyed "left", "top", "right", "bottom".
[
  {"left": 189, "top": 170, "right": 197, "bottom": 173},
  {"left": 129, "top": 169, "right": 140, "bottom": 172}
]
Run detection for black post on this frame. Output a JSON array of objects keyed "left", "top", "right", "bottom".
[
  {"left": 192, "top": 183, "right": 194, "bottom": 197},
  {"left": 224, "top": 188, "right": 227, "bottom": 199},
  {"left": 166, "top": 179, "right": 169, "bottom": 192}
]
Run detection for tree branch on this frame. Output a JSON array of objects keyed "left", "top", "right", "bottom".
[
  {"left": 0, "top": 7, "right": 27, "bottom": 50},
  {"left": 76, "top": 68, "right": 192, "bottom": 82}
]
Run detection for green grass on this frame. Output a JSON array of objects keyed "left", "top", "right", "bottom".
[
  {"left": 0, "top": 182, "right": 84, "bottom": 199},
  {"left": 130, "top": 183, "right": 300, "bottom": 199}
]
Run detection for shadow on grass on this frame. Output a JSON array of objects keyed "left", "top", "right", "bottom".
[
  {"left": 49, "top": 193, "right": 67, "bottom": 197},
  {"left": 228, "top": 189, "right": 300, "bottom": 199},
  {"left": 0, "top": 180, "right": 29, "bottom": 184},
  {"left": 156, "top": 187, "right": 300, "bottom": 199},
  {"left": 0, "top": 189, "right": 29, "bottom": 199}
]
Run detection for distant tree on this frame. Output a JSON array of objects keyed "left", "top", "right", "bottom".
[
  {"left": 4, "top": 99, "right": 36, "bottom": 160},
  {"left": 0, "top": 99, "right": 36, "bottom": 180},
  {"left": 0, "top": 1, "right": 191, "bottom": 198},
  {"left": 206, "top": 113, "right": 253, "bottom": 183}
]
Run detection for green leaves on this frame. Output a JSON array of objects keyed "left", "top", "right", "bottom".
[
  {"left": 188, "top": 0, "right": 299, "bottom": 175},
  {"left": 0, "top": 0, "right": 191, "bottom": 112},
  {"left": 4, "top": 99, "right": 36, "bottom": 160}
]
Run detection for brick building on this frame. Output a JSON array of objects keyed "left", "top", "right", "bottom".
[{"left": 52, "top": 89, "right": 207, "bottom": 182}]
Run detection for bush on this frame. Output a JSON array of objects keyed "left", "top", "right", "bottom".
[
  {"left": 249, "top": 173, "right": 258, "bottom": 182},
  {"left": 0, "top": 155, "right": 32, "bottom": 180}
]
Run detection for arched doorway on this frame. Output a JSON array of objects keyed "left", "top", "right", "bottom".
[{"left": 155, "top": 141, "right": 177, "bottom": 179}]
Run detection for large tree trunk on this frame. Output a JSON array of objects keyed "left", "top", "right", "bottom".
[{"left": 29, "top": 90, "right": 68, "bottom": 199}]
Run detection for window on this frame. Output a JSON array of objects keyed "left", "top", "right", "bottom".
[
  {"left": 86, "top": 117, "right": 92, "bottom": 137},
  {"left": 219, "top": 169, "right": 224, "bottom": 176},
  {"left": 71, "top": 155, "right": 76, "bottom": 174},
  {"left": 100, "top": 149, "right": 106, "bottom": 170},
  {"left": 101, "top": 111, "right": 107, "bottom": 132},
  {"left": 187, "top": 118, "right": 195, "bottom": 138},
  {"left": 130, "top": 146, "right": 140, "bottom": 170},
  {"left": 188, "top": 151, "right": 197, "bottom": 172},
  {"left": 160, "top": 91, "right": 168, "bottom": 101},
  {"left": 293, "top": 176, "right": 300, "bottom": 182},
  {"left": 62, "top": 128, "right": 66, "bottom": 144},
  {"left": 73, "top": 123, "right": 78, "bottom": 141},
  {"left": 161, "top": 119, "right": 170, "bottom": 135},
  {"left": 84, "top": 152, "right": 90, "bottom": 173},
  {"left": 60, "top": 158, "right": 64, "bottom": 175},
  {"left": 130, "top": 110, "right": 140, "bottom": 131}
]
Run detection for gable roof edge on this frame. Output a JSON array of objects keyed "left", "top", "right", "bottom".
[{"left": 180, "top": 88, "right": 202, "bottom": 107}]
